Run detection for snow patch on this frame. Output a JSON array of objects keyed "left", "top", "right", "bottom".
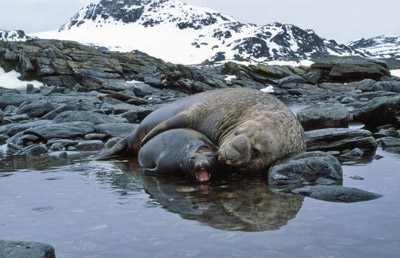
[
  {"left": 391, "top": 69, "right": 400, "bottom": 77},
  {"left": 0, "top": 67, "right": 43, "bottom": 89},
  {"left": 224, "top": 75, "right": 237, "bottom": 82},
  {"left": 260, "top": 85, "right": 274, "bottom": 93}
]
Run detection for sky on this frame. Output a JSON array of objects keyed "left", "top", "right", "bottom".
[{"left": 0, "top": 0, "right": 399, "bottom": 44}]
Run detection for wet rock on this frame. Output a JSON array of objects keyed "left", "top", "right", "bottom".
[
  {"left": 292, "top": 185, "right": 382, "bottom": 203},
  {"left": 0, "top": 120, "right": 51, "bottom": 136},
  {"left": 0, "top": 239, "right": 56, "bottom": 258},
  {"left": 17, "top": 100, "right": 56, "bottom": 118},
  {"left": 297, "top": 104, "right": 350, "bottom": 130},
  {"left": 94, "top": 123, "right": 137, "bottom": 138},
  {"left": 305, "top": 128, "right": 377, "bottom": 153},
  {"left": 379, "top": 137, "right": 400, "bottom": 153},
  {"left": 84, "top": 133, "right": 106, "bottom": 140},
  {"left": 353, "top": 95, "right": 400, "bottom": 127},
  {"left": 0, "top": 134, "right": 9, "bottom": 144},
  {"left": 24, "top": 121, "right": 95, "bottom": 140},
  {"left": 53, "top": 111, "right": 126, "bottom": 124},
  {"left": 268, "top": 151, "right": 343, "bottom": 189},
  {"left": 76, "top": 140, "right": 104, "bottom": 151},
  {"left": 339, "top": 148, "right": 364, "bottom": 159},
  {"left": 24, "top": 144, "right": 48, "bottom": 157},
  {"left": 105, "top": 137, "right": 122, "bottom": 149}
]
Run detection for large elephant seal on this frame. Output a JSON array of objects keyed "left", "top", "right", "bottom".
[
  {"left": 98, "top": 88, "right": 306, "bottom": 173},
  {"left": 138, "top": 129, "right": 217, "bottom": 182}
]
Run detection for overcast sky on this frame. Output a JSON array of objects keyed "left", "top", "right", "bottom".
[{"left": 1, "top": 0, "right": 399, "bottom": 44}]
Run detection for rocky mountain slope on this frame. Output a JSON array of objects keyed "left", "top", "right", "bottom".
[
  {"left": 33, "top": 0, "right": 360, "bottom": 64},
  {"left": 0, "top": 30, "right": 30, "bottom": 41},
  {"left": 348, "top": 35, "right": 400, "bottom": 58}
]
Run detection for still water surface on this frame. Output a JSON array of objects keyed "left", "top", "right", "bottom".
[{"left": 1, "top": 146, "right": 400, "bottom": 258}]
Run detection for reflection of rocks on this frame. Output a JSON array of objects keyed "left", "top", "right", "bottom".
[
  {"left": 268, "top": 152, "right": 342, "bottom": 189},
  {"left": 292, "top": 185, "right": 382, "bottom": 203}
]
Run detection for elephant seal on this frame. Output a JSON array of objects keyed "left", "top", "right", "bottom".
[
  {"left": 138, "top": 129, "right": 217, "bottom": 182},
  {"left": 98, "top": 88, "right": 306, "bottom": 173}
]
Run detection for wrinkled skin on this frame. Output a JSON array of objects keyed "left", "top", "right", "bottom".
[{"left": 99, "top": 88, "right": 306, "bottom": 174}]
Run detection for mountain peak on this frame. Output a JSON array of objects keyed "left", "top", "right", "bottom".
[{"left": 35, "top": 0, "right": 361, "bottom": 64}]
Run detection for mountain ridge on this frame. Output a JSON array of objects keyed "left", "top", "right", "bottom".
[{"left": 33, "top": 0, "right": 363, "bottom": 64}]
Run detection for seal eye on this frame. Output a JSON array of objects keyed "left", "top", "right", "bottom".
[{"left": 251, "top": 147, "right": 260, "bottom": 157}]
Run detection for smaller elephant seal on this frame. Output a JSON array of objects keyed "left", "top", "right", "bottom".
[{"left": 138, "top": 129, "right": 218, "bottom": 183}]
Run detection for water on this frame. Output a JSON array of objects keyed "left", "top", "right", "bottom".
[{"left": 1, "top": 146, "right": 400, "bottom": 258}]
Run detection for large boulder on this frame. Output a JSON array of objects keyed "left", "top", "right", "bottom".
[
  {"left": 17, "top": 100, "right": 56, "bottom": 118},
  {"left": 309, "top": 58, "right": 390, "bottom": 83},
  {"left": 297, "top": 104, "right": 350, "bottom": 130},
  {"left": 53, "top": 111, "right": 126, "bottom": 124},
  {"left": 305, "top": 128, "right": 377, "bottom": 153},
  {"left": 268, "top": 151, "right": 343, "bottom": 188},
  {"left": 353, "top": 95, "right": 400, "bottom": 127},
  {"left": 24, "top": 121, "right": 95, "bottom": 140}
]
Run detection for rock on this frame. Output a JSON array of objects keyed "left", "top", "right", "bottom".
[
  {"left": 94, "top": 123, "right": 137, "bottom": 138},
  {"left": 121, "top": 106, "right": 158, "bottom": 123},
  {"left": 105, "top": 137, "right": 122, "bottom": 149},
  {"left": 292, "top": 185, "right": 382, "bottom": 203},
  {"left": 297, "top": 104, "right": 350, "bottom": 130},
  {"left": 84, "top": 133, "right": 106, "bottom": 140},
  {"left": 0, "top": 120, "right": 51, "bottom": 136},
  {"left": 41, "top": 104, "right": 76, "bottom": 120},
  {"left": 53, "top": 111, "right": 126, "bottom": 124},
  {"left": 353, "top": 95, "right": 400, "bottom": 127},
  {"left": 277, "top": 75, "right": 308, "bottom": 86},
  {"left": 24, "top": 121, "right": 95, "bottom": 140},
  {"left": 0, "top": 240, "right": 56, "bottom": 258},
  {"left": 0, "top": 134, "right": 9, "bottom": 144},
  {"left": 76, "top": 140, "right": 104, "bottom": 151},
  {"left": 40, "top": 86, "right": 57, "bottom": 96},
  {"left": 268, "top": 151, "right": 343, "bottom": 189},
  {"left": 131, "top": 82, "right": 161, "bottom": 97},
  {"left": 305, "top": 128, "right": 378, "bottom": 153},
  {"left": 379, "top": 137, "right": 400, "bottom": 153},
  {"left": 339, "top": 148, "right": 364, "bottom": 159},
  {"left": 310, "top": 59, "right": 390, "bottom": 83},
  {"left": 0, "top": 94, "right": 36, "bottom": 109},
  {"left": 17, "top": 100, "right": 56, "bottom": 118},
  {"left": 353, "top": 79, "right": 377, "bottom": 92},
  {"left": 24, "top": 144, "right": 48, "bottom": 156}
]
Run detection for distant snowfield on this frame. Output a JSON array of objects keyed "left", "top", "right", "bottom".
[
  {"left": 0, "top": 67, "right": 43, "bottom": 89},
  {"left": 391, "top": 69, "right": 400, "bottom": 77}
]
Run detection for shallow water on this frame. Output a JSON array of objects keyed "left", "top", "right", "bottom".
[{"left": 1, "top": 146, "right": 400, "bottom": 258}]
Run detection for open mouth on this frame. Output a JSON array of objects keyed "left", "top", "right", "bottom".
[{"left": 195, "top": 170, "right": 211, "bottom": 183}]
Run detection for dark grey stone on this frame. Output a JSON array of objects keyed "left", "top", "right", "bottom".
[
  {"left": 0, "top": 239, "right": 55, "bottom": 258},
  {"left": 0, "top": 120, "right": 51, "bottom": 136},
  {"left": 292, "top": 185, "right": 382, "bottom": 203},
  {"left": 25, "top": 144, "right": 48, "bottom": 157},
  {"left": 0, "top": 94, "right": 35, "bottom": 109},
  {"left": 24, "top": 121, "right": 95, "bottom": 140},
  {"left": 339, "top": 148, "right": 364, "bottom": 159},
  {"left": 17, "top": 100, "right": 56, "bottom": 118},
  {"left": 268, "top": 151, "right": 343, "bottom": 188},
  {"left": 105, "top": 137, "right": 122, "bottom": 149},
  {"left": 297, "top": 104, "right": 349, "bottom": 130},
  {"left": 379, "top": 137, "right": 400, "bottom": 149},
  {"left": 53, "top": 111, "right": 126, "bottom": 124},
  {"left": 41, "top": 104, "right": 76, "bottom": 120},
  {"left": 95, "top": 123, "right": 137, "bottom": 138},
  {"left": 353, "top": 95, "right": 400, "bottom": 127},
  {"left": 76, "top": 140, "right": 104, "bottom": 151},
  {"left": 305, "top": 128, "right": 377, "bottom": 153}
]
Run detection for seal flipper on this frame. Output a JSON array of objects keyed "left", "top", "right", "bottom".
[
  {"left": 141, "top": 111, "right": 192, "bottom": 146},
  {"left": 96, "top": 138, "right": 129, "bottom": 160}
]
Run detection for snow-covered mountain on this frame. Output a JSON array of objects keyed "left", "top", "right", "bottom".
[
  {"left": 348, "top": 35, "right": 400, "bottom": 58},
  {"left": 0, "top": 30, "right": 31, "bottom": 41},
  {"left": 33, "top": 0, "right": 360, "bottom": 64}
]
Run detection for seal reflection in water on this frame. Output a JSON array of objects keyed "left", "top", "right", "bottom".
[
  {"left": 138, "top": 129, "right": 217, "bottom": 183},
  {"left": 98, "top": 88, "right": 306, "bottom": 174}
]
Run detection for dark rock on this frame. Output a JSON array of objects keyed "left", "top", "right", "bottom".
[
  {"left": 76, "top": 140, "right": 104, "bottom": 151},
  {"left": 0, "top": 239, "right": 55, "bottom": 258},
  {"left": 310, "top": 59, "right": 390, "bottom": 83},
  {"left": 40, "top": 86, "right": 57, "bottom": 96},
  {"left": 131, "top": 83, "right": 161, "bottom": 97},
  {"left": 1, "top": 114, "right": 30, "bottom": 124},
  {"left": 305, "top": 128, "right": 378, "bottom": 153},
  {"left": 25, "top": 144, "right": 48, "bottom": 157},
  {"left": 292, "top": 185, "right": 382, "bottom": 203},
  {"left": 53, "top": 111, "right": 126, "bottom": 124},
  {"left": 353, "top": 95, "right": 400, "bottom": 127},
  {"left": 353, "top": 79, "right": 376, "bottom": 92},
  {"left": 0, "top": 94, "right": 35, "bottom": 109},
  {"left": 0, "top": 120, "right": 51, "bottom": 136},
  {"left": 105, "top": 137, "right": 122, "bottom": 149},
  {"left": 41, "top": 104, "right": 76, "bottom": 120},
  {"left": 379, "top": 137, "right": 400, "bottom": 154},
  {"left": 121, "top": 106, "right": 158, "bottom": 123},
  {"left": 277, "top": 75, "right": 308, "bottom": 86},
  {"left": 339, "top": 148, "right": 364, "bottom": 159},
  {"left": 94, "top": 123, "right": 137, "bottom": 138},
  {"left": 17, "top": 100, "right": 56, "bottom": 118},
  {"left": 84, "top": 133, "right": 106, "bottom": 140},
  {"left": 47, "top": 139, "right": 78, "bottom": 148},
  {"left": 24, "top": 121, "right": 95, "bottom": 140},
  {"left": 268, "top": 151, "right": 343, "bottom": 189},
  {"left": 0, "top": 134, "right": 9, "bottom": 144},
  {"left": 297, "top": 104, "right": 350, "bottom": 130}
]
